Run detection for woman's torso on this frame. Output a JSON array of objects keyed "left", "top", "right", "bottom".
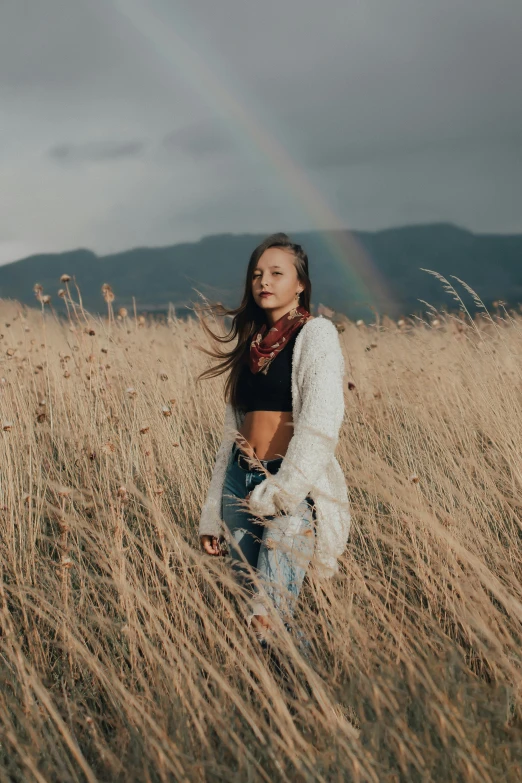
[
  {"left": 234, "top": 325, "right": 303, "bottom": 461},
  {"left": 236, "top": 410, "right": 294, "bottom": 461}
]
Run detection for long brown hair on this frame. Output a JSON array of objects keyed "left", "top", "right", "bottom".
[{"left": 194, "top": 232, "right": 312, "bottom": 411}]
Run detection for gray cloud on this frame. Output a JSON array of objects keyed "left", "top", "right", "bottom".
[
  {"left": 162, "top": 122, "right": 235, "bottom": 158},
  {"left": 48, "top": 140, "right": 146, "bottom": 164},
  {"left": 0, "top": 0, "right": 521, "bottom": 265},
  {"left": 304, "top": 129, "right": 522, "bottom": 170}
]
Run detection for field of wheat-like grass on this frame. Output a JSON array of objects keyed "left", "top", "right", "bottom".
[{"left": 0, "top": 286, "right": 521, "bottom": 783}]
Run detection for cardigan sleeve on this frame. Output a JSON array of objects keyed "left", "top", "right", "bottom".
[
  {"left": 198, "top": 402, "right": 237, "bottom": 538},
  {"left": 248, "top": 318, "right": 345, "bottom": 517}
]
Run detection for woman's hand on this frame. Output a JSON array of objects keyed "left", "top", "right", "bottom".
[{"left": 200, "top": 535, "right": 226, "bottom": 556}]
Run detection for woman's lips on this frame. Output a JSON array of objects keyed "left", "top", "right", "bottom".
[{"left": 260, "top": 292, "right": 273, "bottom": 297}]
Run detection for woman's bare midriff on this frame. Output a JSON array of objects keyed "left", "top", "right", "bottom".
[{"left": 235, "top": 410, "right": 294, "bottom": 461}]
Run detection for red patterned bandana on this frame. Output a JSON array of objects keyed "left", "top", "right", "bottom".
[{"left": 249, "top": 305, "right": 314, "bottom": 375}]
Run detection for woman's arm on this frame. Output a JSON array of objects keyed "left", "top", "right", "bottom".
[
  {"left": 198, "top": 402, "right": 237, "bottom": 539},
  {"left": 248, "top": 318, "right": 345, "bottom": 517}
]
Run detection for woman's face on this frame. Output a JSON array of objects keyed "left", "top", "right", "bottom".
[{"left": 251, "top": 247, "right": 303, "bottom": 320}]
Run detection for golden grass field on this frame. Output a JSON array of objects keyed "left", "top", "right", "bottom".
[{"left": 0, "top": 281, "right": 521, "bottom": 782}]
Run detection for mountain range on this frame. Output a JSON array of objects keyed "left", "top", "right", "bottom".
[{"left": 0, "top": 223, "right": 520, "bottom": 321}]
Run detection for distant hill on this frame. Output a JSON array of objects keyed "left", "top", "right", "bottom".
[{"left": 0, "top": 223, "right": 520, "bottom": 320}]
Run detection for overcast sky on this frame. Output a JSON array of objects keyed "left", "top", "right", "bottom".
[{"left": 1, "top": 0, "right": 521, "bottom": 264}]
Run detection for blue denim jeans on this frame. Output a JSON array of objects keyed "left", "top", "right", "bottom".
[{"left": 221, "top": 442, "right": 316, "bottom": 627}]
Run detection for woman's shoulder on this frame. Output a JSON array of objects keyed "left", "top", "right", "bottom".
[
  {"left": 297, "top": 316, "right": 344, "bottom": 371},
  {"left": 299, "top": 315, "right": 340, "bottom": 344}
]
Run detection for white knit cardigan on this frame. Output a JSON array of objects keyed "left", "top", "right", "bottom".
[{"left": 198, "top": 315, "right": 351, "bottom": 578}]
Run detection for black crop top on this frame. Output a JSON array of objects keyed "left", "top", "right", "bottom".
[{"left": 236, "top": 327, "right": 302, "bottom": 413}]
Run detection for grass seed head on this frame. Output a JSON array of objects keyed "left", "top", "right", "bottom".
[
  {"left": 101, "top": 283, "right": 115, "bottom": 303},
  {"left": 60, "top": 274, "right": 71, "bottom": 283}
]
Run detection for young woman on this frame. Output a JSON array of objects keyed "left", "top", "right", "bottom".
[{"left": 196, "top": 233, "right": 351, "bottom": 644}]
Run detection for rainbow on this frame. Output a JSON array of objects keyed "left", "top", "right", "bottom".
[{"left": 112, "top": 0, "right": 396, "bottom": 316}]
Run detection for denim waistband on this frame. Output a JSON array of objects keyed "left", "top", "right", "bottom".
[{"left": 231, "top": 441, "right": 283, "bottom": 473}]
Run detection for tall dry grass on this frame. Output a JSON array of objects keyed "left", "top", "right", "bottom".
[{"left": 0, "top": 281, "right": 521, "bottom": 782}]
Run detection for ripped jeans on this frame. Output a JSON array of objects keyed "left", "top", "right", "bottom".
[{"left": 221, "top": 442, "right": 316, "bottom": 627}]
